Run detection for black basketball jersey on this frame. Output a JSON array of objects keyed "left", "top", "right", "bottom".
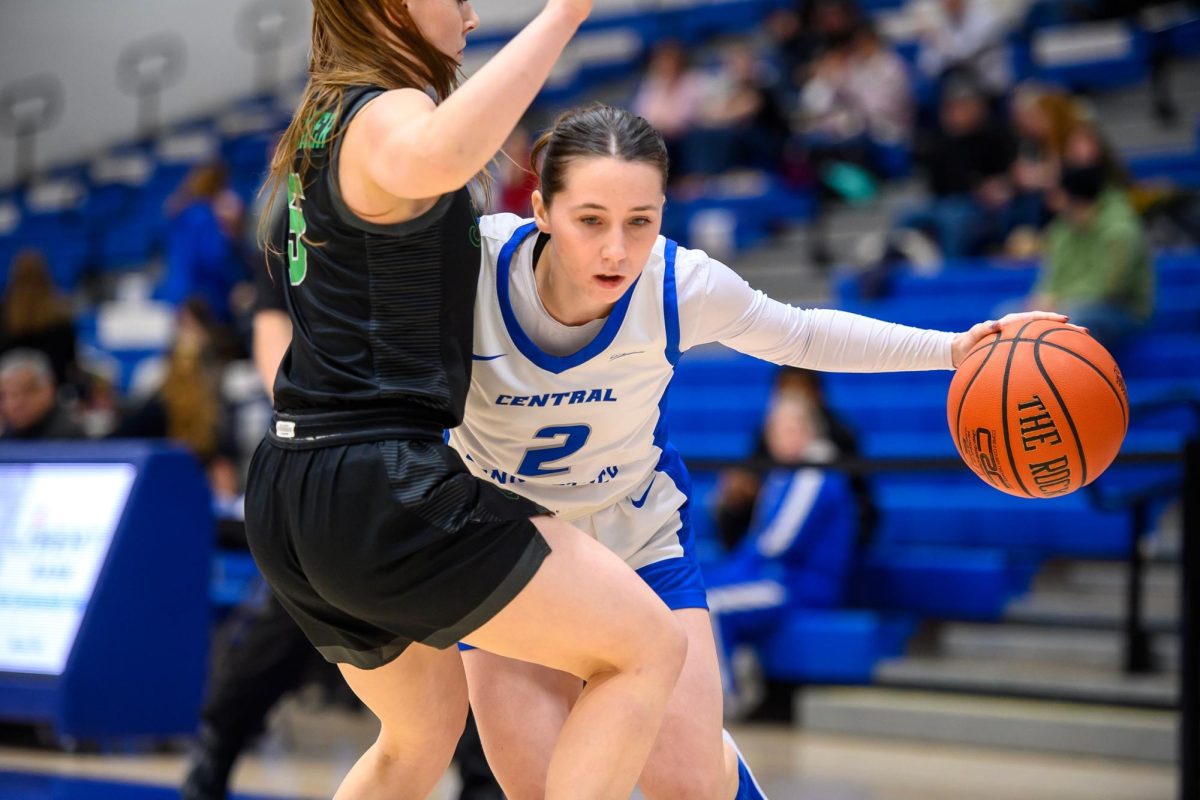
[{"left": 272, "top": 86, "right": 482, "bottom": 437}]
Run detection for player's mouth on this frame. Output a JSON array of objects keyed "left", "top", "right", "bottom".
[{"left": 593, "top": 274, "right": 625, "bottom": 290}]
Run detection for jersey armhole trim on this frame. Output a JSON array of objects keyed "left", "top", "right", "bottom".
[
  {"left": 663, "top": 238, "right": 681, "bottom": 366},
  {"left": 326, "top": 88, "right": 455, "bottom": 236}
]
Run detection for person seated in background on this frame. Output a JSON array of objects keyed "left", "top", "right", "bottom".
[
  {"left": 893, "top": 77, "right": 1017, "bottom": 263},
  {"left": 110, "top": 299, "right": 235, "bottom": 476},
  {"left": 0, "top": 348, "right": 86, "bottom": 441},
  {"left": 0, "top": 249, "right": 79, "bottom": 389},
  {"left": 795, "top": 18, "right": 913, "bottom": 263},
  {"left": 156, "top": 161, "right": 248, "bottom": 323},
  {"left": 915, "top": 0, "right": 1016, "bottom": 99},
  {"left": 683, "top": 41, "right": 791, "bottom": 178},
  {"left": 1027, "top": 125, "right": 1154, "bottom": 349},
  {"left": 632, "top": 40, "right": 705, "bottom": 180},
  {"left": 703, "top": 393, "right": 859, "bottom": 710},
  {"left": 797, "top": 21, "right": 912, "bottom": 171},
  {"left": 1004, "top": 83, "right": 1093, "bottom": 255},
  {"left": 712, "top": 366, "right": 867, "bottom": 552}
]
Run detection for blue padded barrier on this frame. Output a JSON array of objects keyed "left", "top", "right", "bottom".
[
  {"left": 872, "top": 482, "right": 1130, "bottom": 557},
  {"left": 757, "top": 610, "right": 916, "bottom": 683},
  {"left": 854, "top": 545, "right": 1037, "bottom": 621}
]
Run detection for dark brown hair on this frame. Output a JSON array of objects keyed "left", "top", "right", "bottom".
[{"left": 530, "top": 104, "right": 669, "bottom": 205}]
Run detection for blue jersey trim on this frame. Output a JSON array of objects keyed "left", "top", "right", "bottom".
[
  {"left": 662, "top": 238, "right": 681, "bottom": 366},
  {"left": 496, "top": 221, "right": 641, "bottom": 375}
]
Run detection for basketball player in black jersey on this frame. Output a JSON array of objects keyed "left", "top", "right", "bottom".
[{"left": 244, "top": 3, "right": 688, "bottom": 798}]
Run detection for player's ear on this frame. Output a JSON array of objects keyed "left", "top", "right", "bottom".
[{"left": 531, "top": 190, "right": 551, "bottom": 233}]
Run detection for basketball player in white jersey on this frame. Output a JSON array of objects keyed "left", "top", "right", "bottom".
[{"left": 450, "top": 104, "right": 1076, "bottom": 800}]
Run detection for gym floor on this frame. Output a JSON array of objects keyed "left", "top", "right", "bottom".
[{"left": 0, "top": 702, "right": 1175, "bottom": 799}]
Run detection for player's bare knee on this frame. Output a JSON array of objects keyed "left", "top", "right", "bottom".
[
  {"left": 377, "top": 692, "right": 467, "bottom": 761},
  {"left": 628, "top": 608, "right": 688, "bottom": 684}
]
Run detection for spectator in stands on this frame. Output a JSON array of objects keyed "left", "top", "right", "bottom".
[
  {"left": 893, "top": 77, "right": 1017, "bottom": 262},
  {"left": 999, "top": 84, "right": 1094, "bottom": 256},
  {"left": 704, "top": 393, "right": 859, "bottom": 709},
  {"left": 915, "top": 0, "right": 1016, "bottom": 98},
  {"left": 683, "top": 42, "right": 791, "bottom": 176},
  {"left": 632, "top": 40, "right": 705, "bottom": 180},
  {"left": 111, "top": 299, "right": 231, "bottom": 462},
  {"left": 0, "top": 249, "right": 78, "bottom": 388},
  {"left": 156, "top": 161, "right": 248, "bottom": 322},
  {"left": 0, "top": 348, "right": 85, "bottom": 440},
  {"left": 797, "top": 21, "right": 912, "bottom": 156},
  {"left": 713, "top": 366, "right": 863, "bottom": 551},
  {"left": 1029, "top": 125, "right": 1154, "bottom": 348}
]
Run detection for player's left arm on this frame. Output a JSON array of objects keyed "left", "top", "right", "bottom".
[{"left": 679, "top": 256, "right": 1079, "bottom": 371}]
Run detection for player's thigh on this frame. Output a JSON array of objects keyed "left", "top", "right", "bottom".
[
  {"left": 337, "top": 641, "right": 468, "bottom": 755},
  {"left": 462, "top": 516, "right": 687, "bottom": 680},
  {"left": 462, "top": 648, "right": 582, "bottom": 796},
  {"left": 640, "top": 608, "right": 729, "bottom": 792}
]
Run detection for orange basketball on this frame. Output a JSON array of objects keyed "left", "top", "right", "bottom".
[{"left": 947, "top": 319, "right": 1129, "bottom": 498}]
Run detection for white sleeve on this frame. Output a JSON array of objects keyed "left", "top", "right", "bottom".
[{"left": 676, "top": 255, "right": 956, "bottom": 372}]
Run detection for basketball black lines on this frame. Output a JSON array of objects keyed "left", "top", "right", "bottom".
[
  {"left": 1000, "top": 320, "right": 1042, "bottom": 498},
  {"left": 1032, "top": 330, "right": 1089, "bottom": 488}
]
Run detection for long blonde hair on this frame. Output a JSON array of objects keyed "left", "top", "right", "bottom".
[
  {"left": 161, "top": 341, "right": 221, "bottom": 459},
  {"left": 258, "top": 0, "right": 462, "bottom": 249},
  {"left": 3, "top": 249, "right": 71, "bottom": 336}
]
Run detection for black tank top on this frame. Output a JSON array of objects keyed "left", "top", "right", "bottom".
[{"left": 272, "top": 86, "right": 481, "bottom": 439}]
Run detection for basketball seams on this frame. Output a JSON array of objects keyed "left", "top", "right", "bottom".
[
  {"left": 1032, "top": 331, "right": 1088, "bottom": 489},
  {"left": 990, "top": 329, "right": 1128, "bottom": 430},
  {"left": 1032, "top": 333, "right": 1129, "bottom": 430},
  {"left": 953, "top": 333, "right": 1004, "bottom": 450},
  {"left": 1000, "top": 321, "right": 1041, "bottom": 498}
]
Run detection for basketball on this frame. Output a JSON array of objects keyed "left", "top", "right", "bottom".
[{"left": 947, "top": 319, "right": 1129, "bottom": 499}]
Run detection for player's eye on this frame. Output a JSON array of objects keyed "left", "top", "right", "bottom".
[
  {"left": 580, "top": 216, "right": 602, "bottom": 226},
  {"left": 629, "top": 217, "right": 652, "bottom": 227}
]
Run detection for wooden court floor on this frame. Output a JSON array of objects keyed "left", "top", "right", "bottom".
[{"left": 0, "top": 702, "right": 1176, "bottom": 799}]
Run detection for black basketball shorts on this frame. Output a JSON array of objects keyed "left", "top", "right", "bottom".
[{"left": 244, "top": 436, "right": 551, "bottom": 669}]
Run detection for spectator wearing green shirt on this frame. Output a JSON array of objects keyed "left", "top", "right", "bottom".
[{"left": 1030, "top": 126, "right": 1153, "bottom": 349}]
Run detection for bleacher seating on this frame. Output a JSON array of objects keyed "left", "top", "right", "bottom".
[
  {"left": 1, "top": 0, "right": 1196, "bottom": 689},
  {"left": 665, "top": 248, "right": 1199, "bottom": 681}
]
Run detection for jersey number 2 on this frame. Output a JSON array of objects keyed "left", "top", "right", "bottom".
[{"left": 516, "top": 425, "right": 591, "bottom": 477}]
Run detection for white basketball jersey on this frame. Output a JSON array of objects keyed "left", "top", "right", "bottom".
[{"left": 448, "top": 215, "right": 691, "bottom": 566}]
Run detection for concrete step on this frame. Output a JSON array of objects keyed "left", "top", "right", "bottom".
[
  {"left": 1034, "top": 559, "right": 1180, "bottom": 596},
  {"left": 874, "top": 656, "right": 1178, "bottom": 708},
  {"left": 798, "top": 686, "right": 1177, "bottom": 763},
  {"left": 932, "top": 622, "right": 1179, "bottom": 671},
  {"left": 1005, "top": 590, "right": 1179, "bottom": 632}
]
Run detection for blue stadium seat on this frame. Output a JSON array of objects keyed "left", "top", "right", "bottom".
[
  {"left": 872, "top": 482, "right": 1131, "bottom": 557},
  {"left": 854, "top": 545, "right": 1037, "bottom": 620},
  {"left": 757, "top": 610, "right": 915, "bottom": 683}
]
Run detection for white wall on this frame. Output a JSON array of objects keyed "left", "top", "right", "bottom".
[{"left": 0, "top": 0, "right": 567, "bottom": 187}]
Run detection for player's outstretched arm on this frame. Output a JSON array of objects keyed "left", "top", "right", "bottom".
[
  {"left": 360, "top": 0, "right": 592, "bottom": 201},
  {"left": 950, "top": 311, "right": 1085, "bottom": 367}
]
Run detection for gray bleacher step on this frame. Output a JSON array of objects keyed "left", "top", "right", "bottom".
[
  {"left": 1034, "top": 559, "right": 1180, "bottom": 596},
  {"left": 873, "top": 656, "right": 1178, "bottom": 708},
  {"left": 933, "top": 622, "right": 1179, "bottom": 671},
  {"left": 1005, "top": 590, "right": 1179, "bottom": 632},
  {"left": 797, "top": 687, "right": 1177, "bottom": 763}
]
